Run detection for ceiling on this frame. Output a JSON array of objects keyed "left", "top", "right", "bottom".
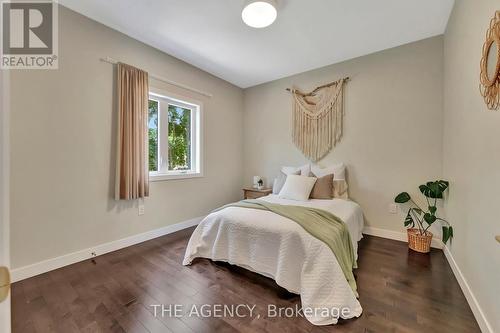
[{"left": 59, "top": 0, "right": 454, "bottom": 88}]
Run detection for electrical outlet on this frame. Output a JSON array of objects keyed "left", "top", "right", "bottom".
[
  {"left": 389, "top": 203, "right": 398, "bottom": 214},
  {"left": 138, "top": 204, "right": 145, "bottom": 216}
]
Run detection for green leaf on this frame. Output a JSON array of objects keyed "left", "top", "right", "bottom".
[
  {"left": 424, "top": 213, "right": 436, "bottom": 225},
  {"left": 404, "top": 210, "right": 415, "bottom": 227},
  {"left": 395, "top": 192, "right": 411, "bottom": 203},
  {"left": 419, "top": 184, "right": 432, "bottom": 197},
  {"left": 442, "top": 226, "right": 453, "bottom": 244},
  {"left": 437, "top": 180, "right": 449, "bottom": 192},
  {"left": 428, "top": 182, "right": 441, "bottom": 198},
  {"left": 442, "top": 227, "right": 449, "bottom": 243},
  {"left": 412, "top": 207, "right": 422, "bottom": 215},
  {"left": 429, "top": 206, "right": 437, "bottom": 215},
  {"left": 420, "top": 180, "right": 449, "bottom": 199}
]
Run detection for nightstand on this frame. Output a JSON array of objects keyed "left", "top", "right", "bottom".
[{"left": 243, "top": 187, "right": 272, "bottom": 199}]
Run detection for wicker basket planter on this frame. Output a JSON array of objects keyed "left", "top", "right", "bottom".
[{"left": 407, "top": 228, "right": 433, "bottom": 253}]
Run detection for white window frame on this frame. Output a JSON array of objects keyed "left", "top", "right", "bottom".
[{"left": 148, "top": 88, "right": 203, "bottom": 181}]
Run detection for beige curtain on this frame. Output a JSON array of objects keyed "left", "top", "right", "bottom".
[{"left": 115, "top": 63, "right": 149, "bottom": 200}]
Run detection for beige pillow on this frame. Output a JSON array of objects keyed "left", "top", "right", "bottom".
[
  {"left": 309, "top": 173, "right": 334, "bottom": 199},
  {"left": 312, "top": 164, "right": 349, "bottom": 199}
]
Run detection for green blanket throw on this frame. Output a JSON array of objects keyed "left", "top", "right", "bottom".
[{"left": 214, "top": 199, "right": 358, "bottom": 296}]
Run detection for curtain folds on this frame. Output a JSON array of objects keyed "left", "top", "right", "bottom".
[{"left": 115, "top": 62, "right": 149, "bottom": 200}]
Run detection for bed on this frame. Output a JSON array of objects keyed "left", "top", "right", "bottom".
[{"left": 183, "top": 194, "right": 364, "bottom": 325}]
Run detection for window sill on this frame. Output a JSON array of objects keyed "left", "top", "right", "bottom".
[{"left": 149, "top": 172, "right": 203, "bottom": 182}]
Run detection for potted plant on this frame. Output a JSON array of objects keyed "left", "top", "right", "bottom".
[{"left": 394, "top": 180, "right": 453, "bottom": 253}]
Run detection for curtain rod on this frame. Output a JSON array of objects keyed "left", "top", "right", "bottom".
[
  {"left": 100, "top": 56, "right": 213, "bottom": 98},
  {"left": 285, "top": 77, "right": 350, "bottom": 97}
]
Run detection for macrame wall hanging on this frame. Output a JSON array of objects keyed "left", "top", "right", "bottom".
[{"left": 286, "top": 77, "right": 348, "bottom": 162}]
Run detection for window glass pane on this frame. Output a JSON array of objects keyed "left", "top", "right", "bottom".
[
  {"left": 168, "top": 105, "right": 191, "bottom": 171},
  {"left": 148, "top": 99, "right": 159, "bottom": 172}
]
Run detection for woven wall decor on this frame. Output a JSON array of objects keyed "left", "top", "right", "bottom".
[
  {"left": 289, "top": 78, "right": 347, "bottom": 162},
  {"left": 479, "top": 10, "right": 500, "bottom": 110}
]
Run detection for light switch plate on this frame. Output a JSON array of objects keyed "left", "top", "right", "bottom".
[{"left": 138, "top": 204, "right": 145, "bottom": 216}]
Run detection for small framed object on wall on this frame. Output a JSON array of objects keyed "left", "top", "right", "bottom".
[{"left": 479, "top": 11, "right": 500, "bottom": 110}]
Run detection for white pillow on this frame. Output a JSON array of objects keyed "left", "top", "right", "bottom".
[
  {"left": 311, "top": 163, "right": 345, "bottom": 179},
  {"left": 272, "top": 170, "right": 299, "bottom": 194},
  {"left": 311, "top": 163, "right": 348, "bottom": 199},
  {"left": 282, "top": 164, "right": 311, "bottom": 176},
  {"left": 278, "top": 175, "right": 317, "bottom": 201}
]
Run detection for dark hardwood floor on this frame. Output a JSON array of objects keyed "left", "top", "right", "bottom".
[{"left": 12, "top": 228, "right": 481, "bottom": 333}]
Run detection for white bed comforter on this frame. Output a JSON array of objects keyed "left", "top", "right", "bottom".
[{"left": 183, "top": 194, "right": 364, "bottom": 325}]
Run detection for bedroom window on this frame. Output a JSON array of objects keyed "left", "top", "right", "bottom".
[{"left": 148, "top": 90, "right": 202, "bottom": 181}]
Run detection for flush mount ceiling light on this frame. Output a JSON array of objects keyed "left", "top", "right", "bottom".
[{"left": 242, "top": 0, "right": 277, "bottom": 28}]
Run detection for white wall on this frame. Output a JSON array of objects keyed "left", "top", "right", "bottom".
[
  {"left": 0, "top": 63, "right": 11, "bottom": 333},
  {"left": 243, "top": 37, "right": 444, "bottom": 233},
  {"left": 10, "top": 6, "right": 244, "bottom": 269},
  {"left": 443, "top": 1, "right": 500, "bottom": 331}
]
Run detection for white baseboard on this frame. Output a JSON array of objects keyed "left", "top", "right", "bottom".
[
  {"left": 443, "top": 246, "right": 493, "bottom": 333},
  {"left": 363, "top": 226, "right": 444, "bottom": 249},
  {"left": 11, "top": 216, "right": 203, "bottom": 283}
]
